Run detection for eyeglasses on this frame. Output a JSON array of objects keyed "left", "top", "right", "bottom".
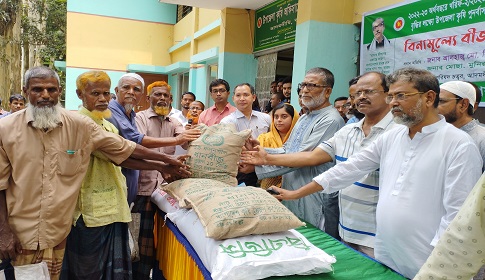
[
  {"left": 343, "top": 103, "right": 352, "bottom": 109},
  {"left": 211, "top": 88, "right": 227, "bottom": 94},
  {"left": 372, "top": 22, "right": 384, "bottom": 31},
  {"left": 438, "top": 97, "right": 461, "bottom": 105},
  {"left": 297, "top": 83, "right": 328, "bottom": 91},
  {"left": 351, "top": 89, "right": 385, "bottom": 99},
  {"left": 385, "top": 92, "right": 425, "bottom": 104}
]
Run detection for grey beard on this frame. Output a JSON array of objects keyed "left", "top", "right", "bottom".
[
  {"left": 27, "top": 103, "right": 62, "bottom": 129},
  {"left": 302, "top": 94, "right": 326, "bottom": 111},
  {"left": 124, "top": 104, "right": 134, "bottom": 114},
  {"left": 393, "top": 98, "right": 424, "bottom": 127}
]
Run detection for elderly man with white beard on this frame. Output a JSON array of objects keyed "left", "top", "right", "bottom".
[
  {"left": 269, "top": 67, "right": 482, "bottom": 279},
  {"left": 253, "top": 67, "right": 344, "bottom": 239},
  {"left": 134, "top": 81, "right": 200, "bottom": 279},
  {"left": 0, "top": 67, "right": 190, "bottom": 280}
]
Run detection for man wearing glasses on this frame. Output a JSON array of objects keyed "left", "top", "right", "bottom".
[
  {"left": 198, "top": 79, "right": 236, "bottom": 126},
  {"left": 243, "top": 71, "right": 398, "bottom": 258},
  {"left": 253, "top": 67, "right": 344, "bottom": 239},
  {"left": 267, "top": 67, "right": 482, "bottom": 279},
  {"left": 366, "top": 17, "right": 391, "bottom": 51},
  {"left": 438, "top": 80, "right": 485, "bottom": 171}
]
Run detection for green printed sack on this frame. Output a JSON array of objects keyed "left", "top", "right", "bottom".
[{"left": 186, "top": 123, "right": 251, "bottom": 186}]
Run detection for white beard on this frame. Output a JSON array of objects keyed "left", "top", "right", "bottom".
[
  {"left": 124, "top": 104, "right": 134, "bottom": 114},
  {"left": 302, "top": 93, "right": 326, "bottom": 111},
  {"left": 27, "top": 103, "right": 62, "bottom": 130}
]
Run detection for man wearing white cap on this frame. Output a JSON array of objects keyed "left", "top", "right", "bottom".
[
  {"left": 107, "top": 73, "right": 197, "bottom": 279},
  {"left": 438, "top": 80, "right": 485, "bottom": 171}
]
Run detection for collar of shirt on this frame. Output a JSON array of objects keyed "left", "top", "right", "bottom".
[
  {"left": 210, "top": 103, "right": 235, "bottom": 113},
  {"left": 109, "top": 99, "right": 136, "bottom": 120},
  {"left": 306, "top": 105, "right": 333, "bottom": 116},
  {"left": 420, "top": 115, "right": 447, "bottom": 135},
  {"left": 233, "top": 109, "right": 254, "bottom": 120},
  {"left": 79, "top": 106, "right": 103, "bottom": 125},
  {"left": 354, "top": 111, "right": 394, "bottom": 131},
  {"left": 78, "top": 106, "right": 119, "bottom": 136},
  {"left": 460, "top": 118, "right": 478, "bottom": 132},
  {"left": 169, "top": 107, "right": 181, "bottom": 116}
]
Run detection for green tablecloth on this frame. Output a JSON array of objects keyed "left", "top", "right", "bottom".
[{"left": 269, "top": 223, "right": 407, "bottom": 280}]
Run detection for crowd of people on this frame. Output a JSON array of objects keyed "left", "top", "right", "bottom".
[{"left": 0, "top": 65, "right": 484, "bottom": 280}]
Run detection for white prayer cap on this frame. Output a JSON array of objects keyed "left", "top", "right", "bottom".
[
  {"left": 440, "top": 81, "right": 476, "bottom": 105},
  {"left": 119, "top": 73, "right": 145, "bottom": 87}
]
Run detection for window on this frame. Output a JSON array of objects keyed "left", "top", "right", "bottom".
[
  {"left": 176, "top": 5, "right": 192, "bottom": 23},
  {"left": 177, "top": 72, "right": 190, "bottom": 109},
  {"left": 206, "top": 64, "right": 218, "bottom": 107}
]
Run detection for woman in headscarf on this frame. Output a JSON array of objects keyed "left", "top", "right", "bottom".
[{"left": 257, "top": 103, "right": 299, "bottom": 189}]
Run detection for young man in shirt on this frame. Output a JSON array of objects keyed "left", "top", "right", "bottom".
[
  {"left": 175, "top": 91, "right": 196, "bottom": 126},
  {"left": 198, "top": 79, "right": 236, "bottom": 126},
  {"left": 268, "top": 67, "right": 482, "bottom": 279},
  {"left": 333, "top": 96, "right": 349, "bottom": 122},
  {"left": 0, "top": 94, "right": 26, "bottom": 119},
  {"left": 281, "top": 76, "right": 292, "bottom": 103},
  {"left": 220, "top": 83, "right": 271, "bottom": 186}
]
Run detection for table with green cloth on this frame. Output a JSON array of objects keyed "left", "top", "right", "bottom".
[
  {"left": 154, "top": 210, "right": 407, "bottom": 280},
  {"left": 270, "top": 222, "right": 407, "bottom": 280}
]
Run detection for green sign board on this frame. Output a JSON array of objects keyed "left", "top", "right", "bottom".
[
  {"left": 361, "top": 0, "right": 485, "bottom": 103},
  {"left": 254, "top": 0, "right": 298, "bottom": 52}
]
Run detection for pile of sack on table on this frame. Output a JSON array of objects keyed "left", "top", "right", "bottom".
[{"left": 151, "top": 123, "right": 336, "bottom": 280}]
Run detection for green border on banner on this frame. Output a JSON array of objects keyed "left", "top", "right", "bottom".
[
  {"left": 361, "top": 0, "right": 485, "bottom": 102},
  {"left": 363, "top": 0, "right": 485, "bottom": 44}
]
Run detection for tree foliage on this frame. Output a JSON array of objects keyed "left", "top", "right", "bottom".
[
  {"left": 21, "top": 0, "right": 66, "bottom": 99},
  {"left": 0, "top": 0, "right": 66, "bottom": 104},
  {"left": 0, "top": 0, "right": 21, "bottom": 36},
  {"left": 22, "top": 0, "right": 66, "bottom": 64},
  {"left": 0, "top": 0, "right": 22, "bottom": 103}
]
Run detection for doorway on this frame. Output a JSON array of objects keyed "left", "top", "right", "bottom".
[{"left": 135, "top": 73, "right": 169, "bottom": 112}]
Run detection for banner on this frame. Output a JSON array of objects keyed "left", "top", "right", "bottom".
[
  {"left": 254, "top": 0, "right": 298, "bottom": 52},
  {"left": 360, "top": 0, "right": 485, "bottom": 102}
]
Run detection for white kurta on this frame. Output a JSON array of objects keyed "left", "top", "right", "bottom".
[{"left": 313, "top": 117, "right": 482, "bottom": 279}]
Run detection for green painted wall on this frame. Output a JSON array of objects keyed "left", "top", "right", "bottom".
[
  {"left": 292, "top": 20, "right": 359, "bottom": 110},
  {"left": 189, "top": 66, "right": 209, "bottom": 105},
  {"left": 218, "top": 52, "right": 258, "bottom": 105}
]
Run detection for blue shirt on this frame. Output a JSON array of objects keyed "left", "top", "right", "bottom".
[
  {"left": 107, "top": 100, "right": 144, "bottom": 203},
  {"left": 346, "top": 115, "right": 360, "bottom": 124},
  {"left": 0, "top": 112, "right": 11, "bottom": 119}
]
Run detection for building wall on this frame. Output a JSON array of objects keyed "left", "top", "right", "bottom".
[
  {"left": 65, "top": 0, "right": 175, "bottom": 110},
  {"left": 353, "top": 0, "right": 404, "bottom": 23},
  {"left": 289, "top": 0, "right": 359, "bottom": 107},
  {"left": 288, "top": 0, "right": 405, "bottom": 107},
  {"left": 64, "top": 0, "right": 407, "bottom": 110}
]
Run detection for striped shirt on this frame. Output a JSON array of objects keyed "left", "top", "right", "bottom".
[{"left": 317, "top": 112, "right": 396, "bottom": 248}]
